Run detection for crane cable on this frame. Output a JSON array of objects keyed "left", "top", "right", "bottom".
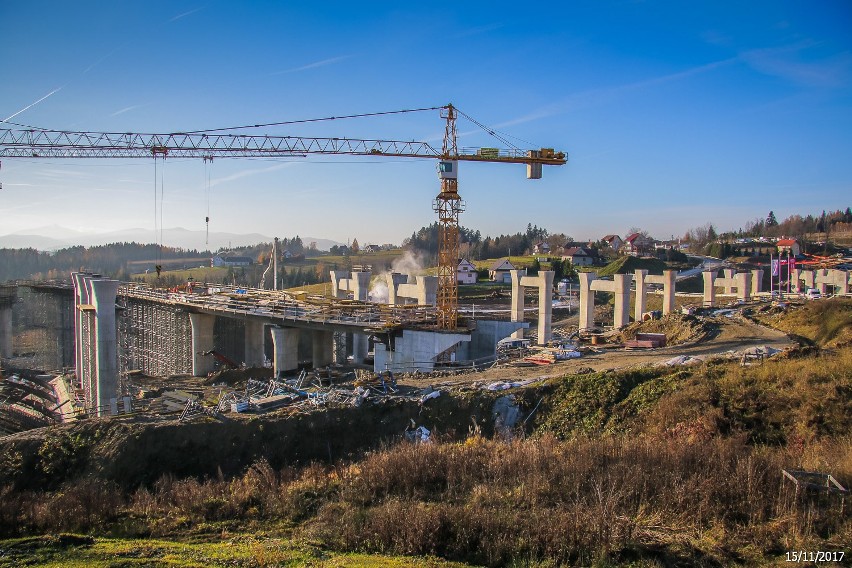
[
  {"left": 181, "top": 106, "right": 443, "bottom": 134},
  {"left": 204, "top": 157, "right": 212, "bottom": 246},
  {"left": 153, "top": 157, "right": 161, "bottom": 278}
]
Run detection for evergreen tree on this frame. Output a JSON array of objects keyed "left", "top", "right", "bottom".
[{"left": 766, "top": 211, "right": 778, "bottom": 227}]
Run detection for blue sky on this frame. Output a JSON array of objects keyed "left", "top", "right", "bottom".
[{"left": 1, "top": 0, "right": 850, "bottom": 248}]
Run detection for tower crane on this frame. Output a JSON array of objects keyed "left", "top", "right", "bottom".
[{"left": 0, "top": 104, "right": 566, "bottom": 329}]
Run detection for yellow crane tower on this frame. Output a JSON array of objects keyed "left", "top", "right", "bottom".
[{"left": 0, "top": 104, "right": 567, "bottom": 329}]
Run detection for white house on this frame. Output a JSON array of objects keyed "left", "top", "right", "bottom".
[
  {"left": 601, "top": 234, "right": 623, "bottom": 252},
  {"left": 776, "top": 239, "right": 801, "bottom": 257},
  {"left": 457, "top": 259, "right": 478, "bottom": 284},
  {"left": 562, "top": 247, "right": 596, "bottom": 266},
  {"left": 533, "top": 241, "right": 551, "bottom": 254},
  {"left": 211, "top": 254, "right": 253, "bottom": 267},
  {"left": 489, "top": 258, "right": 517, "bottom": 283}
]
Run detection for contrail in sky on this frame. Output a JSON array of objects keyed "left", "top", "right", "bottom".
[{"left": 2, "top": 87, "right": 63, "bottom": 123}]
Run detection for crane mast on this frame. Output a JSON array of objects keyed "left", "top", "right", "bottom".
[
  {"left": 0, "top": 105, "right": 567, "bottom": 330},
  {"left": 434, "top": 105, "right": 463, "bottom": 329}
]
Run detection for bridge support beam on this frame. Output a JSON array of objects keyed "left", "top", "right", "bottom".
[
  {"left": 189, "top": 313, "right": 216, "bottom": 377},
  {"left": 271, "top": 326, "right": 300, "bottom": 377},
  {"left": 244, "top": 320, "right": 266, "bottom": 368},
  {"left": 90, "top": 278, "right": 120, "bottom": 417},
  {"left": 312, "top": 329, "right": 334, "bottom": 368}
]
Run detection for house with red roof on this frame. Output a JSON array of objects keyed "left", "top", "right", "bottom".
[{"left": 776, "top": 239, "right": 801, "bottom": 257}]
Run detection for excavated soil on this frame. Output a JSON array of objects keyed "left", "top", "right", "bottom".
[{"left": 618, "top": 313, "right": 713, "bottom": 345}]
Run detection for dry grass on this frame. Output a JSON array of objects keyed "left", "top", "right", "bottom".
[{"left": 2, "top": 435, "right": 849, "bottom": 566}]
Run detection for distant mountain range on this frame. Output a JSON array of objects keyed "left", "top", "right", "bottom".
[{"left": 0, "top": 225, "right": 344, "bottom": 252}]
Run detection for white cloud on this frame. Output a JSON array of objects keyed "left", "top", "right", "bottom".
[{"left": 272, "top": 55, "right": 353, "bottom": 75}]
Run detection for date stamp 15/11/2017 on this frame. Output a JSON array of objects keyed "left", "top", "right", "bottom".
[{"left": 785, "top": 550, "right": 845, "bottom": 563}]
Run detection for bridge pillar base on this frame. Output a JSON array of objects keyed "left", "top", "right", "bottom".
[
  {"left": 312, "top": 329, "right": 334, "bottom": 369},
  {"left": 271, "top": 327, "right": 299, "bottom": 377},
  {"left": 352, "top": 333, "right": 368, "bottom": 364},
  {"left": 244, "top": 320, "right": 265, "bottom": 368},
  {"left": 189, "top": 313, "right": 216, "bottom": 377}
]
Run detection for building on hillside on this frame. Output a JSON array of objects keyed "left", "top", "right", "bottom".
[
  {"left": 561, "top": 246, "right": 598, "bottom": 266},
  {"left": 211, "top": 254, "right": 253, "bottom": 267},
  {"left": 623, "top": 233, "right": 654, "bottom": 256},
  {"left": 363, "top": 244, "right": 381, "bottom": 253},
  {"left": 601, "top": 234, "right": 623, "bottom": 252},
  {"left": 533, "top": 241, "right": 551, "bottom": 254},
  {"left": 776, "top": 238, "right": 801, "bottom": 257},
  {"left": 489, "top": 258, "right": 518, "bottom": 283},
  {"left": 457, "top": 259, "right": 478, "bottom": 284}
]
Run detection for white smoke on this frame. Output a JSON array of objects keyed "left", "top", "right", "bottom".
[
  {"left": 368, "top": 251, "right": 425, "bottom": 303},
  {"left": 369, "top": 280, "right": 389, "bottom": 303},
  {"left": 391, "top": 250, "right": 424, "bottom": 277}
]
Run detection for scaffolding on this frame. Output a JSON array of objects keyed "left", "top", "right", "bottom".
[
  {"left": 10, "top": 285, "right": 74, "bottom": 372},
  {"left": 117, "top": 298, "right": 193, "bottom": 377}
]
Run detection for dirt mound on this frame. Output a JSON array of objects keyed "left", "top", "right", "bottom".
[{"left": 619, "top": 313, "right": 713, "bottom": 345}]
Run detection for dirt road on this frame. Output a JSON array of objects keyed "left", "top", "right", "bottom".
[{"left": 398, "top": 314, "right": 794, "bottom": 388}]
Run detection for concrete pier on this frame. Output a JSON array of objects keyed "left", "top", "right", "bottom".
[
  {"left": 312, "top": 329, "right": 334, "bottom": 368},
  {"left": 89, "top": 278, "right": 120, "bottom": 416},
  {"left": 508, "top": 270, "right": 554, "bottom": 344},
  {"left": 271, "top": 326, "right": 300, "bottom": 377},
  {"left": 244, "top": 319, "right": 266, "bottom": 367},
  {"left": 71, "top": 272, "right": 92, "bottom": 386},
  {"left": 189, "top": 313, "right": 216, "bottom": 377},
  {"left": 578, "top": 272, "right": 597, "bottom": 331},
  {"left": 330, "top": 270, "right": 371, "bottom": 301},
  {"left": 702, "top": 271, "right": 717, "bottom": 307}
]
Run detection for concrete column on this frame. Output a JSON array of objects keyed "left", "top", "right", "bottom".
[
  {"left": 509, "top": 270, "right": 525, "bottom": 338},
  {"left": 815, "top": 269, "right": 830, "bottom": 294},
  {"left": 633, "top": 269, "right": 648, "bottom": 322},
  {"left": 834, "top": 269, "right": 849, "bottom": 295},
  {"left": 271, "top": 326, "right": 300, "bottom": 377},
  {"left": 312, "top": 329, "right": 334, "bottom": 368},
  {"left": 722, "top": 269, "right": 736, "bottom": 294},
  {"left": 536, "top": 271, "right": 554, "bottom": 344},
  {"left": 416, "top": 276, "right": 438, "bottom": 306},
  {"left": 330, "top": 271, "right": 348, "bottom": 299},
  {"left": 0, "top": 299, "right": 12, "bottom": 360},
  {"left": 578, "top": 272, "right": 597, "bottom": 331},
  {"left": 662, "top": 270, "right": 676, "bottom": 315},
  {"left": 735, "top": 272, "right": 752, "bottom": 301},
  {"left": 751, "top": 269, "right": 764, "bottom": 295},
  {"left": 243, "top": 319, "right": 266, "bottom": 367},
  {"left": 89, "top": 278, "right": 120, "bottom": 417},
  {"left": 386, "top": 273, "right": 407, "bottom": 305},
  {"left": 702, "top": 271, "right": 717, "bottom": 307},
  {"left": 122, "top": 395, "right": 133, "bottom": 414},
  {"left": 71, "top": 272, "right": 91, "bottom": 386},
  {"left": 352, "top": 332, "right": 368, "bottom": 364},
  {"left": 189, "top": 313, "right": 216, "bottom": 377},
  {"left": 802, "top": 270, "right": 815, "bottom": 291},
  {"left": 613, "top": 274, "right": 632, "bottom": 329},
  {"left": 352, "top": 271, "right": 371, "bottom": 302}
]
